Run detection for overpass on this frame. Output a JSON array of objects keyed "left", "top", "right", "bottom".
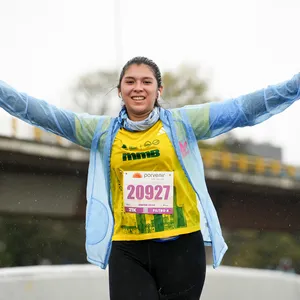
[{"left": 1, "top": 125, "right": 300, "bottom": 233}]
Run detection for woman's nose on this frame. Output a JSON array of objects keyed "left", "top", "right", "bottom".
[{"left": 133, "top": 81, "right": 143, "bottom": 91}]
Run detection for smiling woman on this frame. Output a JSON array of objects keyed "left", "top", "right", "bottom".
[{"left": 0, "top": 56, "right": 300, "bottom": 300}]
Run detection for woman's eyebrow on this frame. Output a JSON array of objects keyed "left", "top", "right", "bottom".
[{"left": 124, "top": 76, "right": 154, "bottom": 80}]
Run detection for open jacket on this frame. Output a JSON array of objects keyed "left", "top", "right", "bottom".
[{"left": 0, "top": 73, "right": 299, "bottom": 269}]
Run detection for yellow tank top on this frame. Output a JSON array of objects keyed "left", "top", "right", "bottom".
[{"left": 110, "top": 120, "right": 200, "bottom": 241}]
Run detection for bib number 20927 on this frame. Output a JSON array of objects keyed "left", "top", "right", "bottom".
[{"left": 126, "top": 184, "right": 170, "bottom": 200}]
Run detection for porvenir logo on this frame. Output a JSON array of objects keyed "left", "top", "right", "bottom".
[{"left": 143, "top": 173, "right": 165, "bottom": 178}]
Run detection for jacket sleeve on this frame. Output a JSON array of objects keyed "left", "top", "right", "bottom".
[
  {"left": 0, "top": 80, "right": 106, "bottom": 149},
  {"left": 181, "top": 73, "right": 300, "bottom": 140}
]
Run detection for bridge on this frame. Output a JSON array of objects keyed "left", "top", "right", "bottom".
[{"left": 1, "top": 121, "right": 300, "bottom": 233}]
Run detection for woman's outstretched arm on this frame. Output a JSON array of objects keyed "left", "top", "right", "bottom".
[
  {"left": 0, "top": 80, "right": 110, "bottom": 148},
  {"left": 180, "top": 73, "right": 300, "bottom": 140}
]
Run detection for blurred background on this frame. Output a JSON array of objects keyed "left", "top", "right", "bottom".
[{"left": 0, "top": 0, "right": 300, "bottom": 277}]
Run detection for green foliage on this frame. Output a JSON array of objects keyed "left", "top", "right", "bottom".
[
  {"left": 161, "top": 65, "right": 212, "bottom": 108},
  {"left": 0, "top": 217, "right": 86, "bottom": 267},
  {"left": 71, "top": 70, "right": 119, "bottom": 115},
  {"left": 223, "top": 229, "right": 300, "bottom": 273}
]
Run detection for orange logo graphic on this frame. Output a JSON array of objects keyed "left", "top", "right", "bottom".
[{"left": 132, "top": 172, "right": 142, "bottom": 178}]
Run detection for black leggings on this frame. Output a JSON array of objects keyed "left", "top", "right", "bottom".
[{"left": 109, "top": 231, "right": 206, "bottom": 300}]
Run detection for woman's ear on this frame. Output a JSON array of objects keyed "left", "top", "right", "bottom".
[{"left": 158, "top": 86, "right": 164, "bottom": 98}]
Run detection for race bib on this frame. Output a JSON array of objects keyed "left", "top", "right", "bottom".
[{"left": 123, "top": 171, "right": 174, "bottom": 215}]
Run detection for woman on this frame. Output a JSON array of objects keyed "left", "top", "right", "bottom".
[{"left": 0, "top": 56, "right": 299, "bottom": 299}]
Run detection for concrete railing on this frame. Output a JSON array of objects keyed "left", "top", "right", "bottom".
[{"left": 0, "top": 265, "right": 299, "bottom": 300}]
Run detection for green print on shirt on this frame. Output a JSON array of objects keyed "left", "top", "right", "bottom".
[
  {"left": 173, "top": 187, "right": 187, "bottom": 228},
  {"left": 136, "top": 214, "right": 146, "bottom": 234},
  {"left": 153, "top": 214, "right": 164, "bottom": 232},
  {"left": 122, "top": 149, "right": 160, "bottom": 161},
  {"left": 120, "top": 225, "right": 137, "bottom": 234}
]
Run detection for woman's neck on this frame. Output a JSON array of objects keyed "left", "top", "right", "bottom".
[{"left": 127, "top": 110, "right": 151, "bottom": 122}]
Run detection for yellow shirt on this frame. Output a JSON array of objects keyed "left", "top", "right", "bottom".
[{"left": 110, "top": 120, "right": 200, "bottom": 241}]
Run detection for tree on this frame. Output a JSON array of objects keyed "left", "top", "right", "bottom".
[
  {"left": 222, "top": 229, "right": 300, "bottom": 274},
  {"left": 161, "top": 64, "right": 213, "bottom": 108},
  {"left": 70, "top": 70, "right": 119, "bottom": 116},
  {"left": 0, "top": 216, "right": 86, "bottom": 267}
]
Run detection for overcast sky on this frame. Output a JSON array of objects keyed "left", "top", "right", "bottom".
[{"left": 0, "top": 0, "right": 300, "bottom": 165}]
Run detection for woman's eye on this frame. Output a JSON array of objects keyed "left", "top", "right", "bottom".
[
  {"left": 126, "top": 81, "right": 134, "bottom": 84},
  {"left": 144, "top": 81, "right": 152, "bottom": 84}
]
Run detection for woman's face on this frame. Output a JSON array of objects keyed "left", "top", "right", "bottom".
[{"left": 119, "top": 64, "right": 163, "bottom": 121}]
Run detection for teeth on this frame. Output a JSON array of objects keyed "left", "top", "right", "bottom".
[{"left": 132, "top": 97, "right": 145, "bottom": 100}]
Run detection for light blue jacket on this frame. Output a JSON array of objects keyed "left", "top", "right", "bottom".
[{"left": 0, "top": 74, "right": 299, "bottom": 269}]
